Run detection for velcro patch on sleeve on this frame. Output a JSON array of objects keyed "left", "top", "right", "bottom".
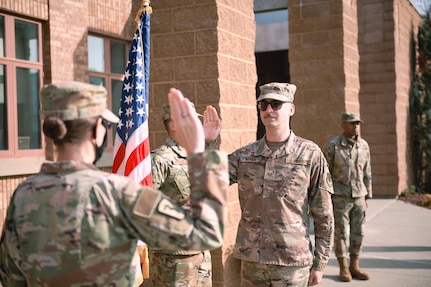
[
  {"left": 133, "top": 187, "right": 161, "bottom": 218},
  {"left": 158, "top": 198, "right": 185, "bottom": 220}
]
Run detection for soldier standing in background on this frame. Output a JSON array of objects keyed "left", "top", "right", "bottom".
[
  {"left": 206, "top": 82, "right": 334, "bottom": 287},
  {"left": 146, "top": 103, "right": 216, "bottom": 287},
  {"left": 324, "top": 112, "right": 372, "bottom": 282},
  {"left": 0, "top": 83, "right": 228, "bottom": 287}
]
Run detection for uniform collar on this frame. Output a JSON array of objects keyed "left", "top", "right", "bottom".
[
  {"left": 255, "top": 131, "right": 296, "bottom": 156},
  {"left": 40, "top": 161, "right": 97, "bottom": 174},
  {"left": 166, "top": 137, "right": 187, "bottom": 158},
  {"left": 341, "top": 134, "right": 358, "bottom": 147}
]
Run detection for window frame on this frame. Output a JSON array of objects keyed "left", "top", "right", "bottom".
[
  {"left": 0, "top": 13, "right": 44, "bottom": 159},
  {"left": 87, "top": 33, "right": 128, "bottom": 155}
]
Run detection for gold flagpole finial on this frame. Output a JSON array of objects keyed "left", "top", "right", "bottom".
[{"left": 135, "top": 1, "right": 152, "bottom": 27}]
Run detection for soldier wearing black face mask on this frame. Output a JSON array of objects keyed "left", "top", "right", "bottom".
[
  {"left": 0, "top": 82, "right": 229, "bottom": 287},
  {"left": 93, "top": 117, "right": 112, "bottom": 164}
]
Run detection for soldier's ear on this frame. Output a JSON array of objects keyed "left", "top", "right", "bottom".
[{"left": 168, "top": 119, "right": 176, "bottom": 132}]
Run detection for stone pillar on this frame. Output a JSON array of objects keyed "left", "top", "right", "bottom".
[
  {"left": 149, "top": 1, "right": 257, "bottom": 286},
  {"left": 358, "top": 0, "right": 421, "bottom": 196},
  {"left": 288, "top": 0, "right": 360, "bottom": 148}
]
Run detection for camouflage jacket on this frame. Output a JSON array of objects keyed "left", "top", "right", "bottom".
[
  {"left": 150, "top": 138, "right": 203, "bottom": 255},
  {"left": 324, "top": 134, "right": 373, "bottom": 199},
  {"left": 228, "top": 132, "right": 334, "bottom": 271},
  {"left": 0, "top": 151, "right": 228, "bottom": 287},
  {"left": 151, "top": 138, "right": 191, "bottom": 211}
]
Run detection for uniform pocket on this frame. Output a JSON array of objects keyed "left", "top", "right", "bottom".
[{"left": 277, "top": 159, "right": 311, "bottom": 204}]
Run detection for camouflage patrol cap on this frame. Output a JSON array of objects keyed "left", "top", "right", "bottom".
[
  {"left": 162, "top": 103, "right": 203, "bottom": 121},
  {"left": 341, "top": 112, "right": 363, "bottom": 123},
  {"left": 162, "top": 103, "right": 171, "bottom": 121},
  {"left": 40, "top": 81, "right": 119, "bottom": 123},
  {"left": 257, "top": 82, "right": 297, "bottom": 103}
]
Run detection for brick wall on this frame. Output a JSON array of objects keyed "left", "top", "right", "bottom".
[
  {"left": 45, "top": 0, "right": 136, "bottom": 83},
  {"left": 148, "top": 1, "right": 256, "bottom": 285},
  {"left": 0, "top": 0, "right": 49, "bottom": 20},
  {"left": 289, "top": 0, "right": 421, "bottom": 197},
  {"left": 358, "top": 0, "right": 421, "bottom": 196},
  {"left": 0, "top": 0, "right": 425, "bottom": 285},
  {"left": 0, "top": 175, "right": 31, "bottom": 227},
  {"left": 0, "top": 0, "right": 255, "bottom": 285},
  {"left": 393, "top": 0, "right": 420, "bottom": 193},
  {"left": 288, "top": 0, "right": 352, "bottom": 148}
]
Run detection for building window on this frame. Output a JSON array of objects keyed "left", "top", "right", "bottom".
[
  {"left": 88, "top": 34, "right": 127, "bottom": 149},
  {"left": 0, "top": 14, "right": 43, "bottom": 156}
]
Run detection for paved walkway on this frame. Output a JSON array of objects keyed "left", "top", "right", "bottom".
[
  {"left": 319, "top": 198, "right": 431, "bottom": 287},
  {"left": 0, "top": 199, "right": 429, "bottom": 287}
]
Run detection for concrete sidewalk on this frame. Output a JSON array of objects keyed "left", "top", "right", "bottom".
[{"left": 319, "top": 198, "right": 431, "bottom": 287}]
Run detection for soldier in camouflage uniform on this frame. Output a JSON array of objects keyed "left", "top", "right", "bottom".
[
  {"left": 146, "top": 103, "right": 212, "bottom": 287},
  {"left": 0, "top": 83, "right": 228, "bottom": 287},
  {"left": 206, "top": 82, "right": 334, "bottom": 287},
  {"left": 324, "top": 113, "right": 372, "bottom": 282}
]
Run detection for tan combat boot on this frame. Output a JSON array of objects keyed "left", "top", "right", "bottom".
[
  {"left": 337, "top": 257, "right": 352, "bottom": 282},
  {"left": 349, "top": 254, "right": 370, "bottom": 280}
]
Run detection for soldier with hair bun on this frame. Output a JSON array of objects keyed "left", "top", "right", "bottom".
[{"left": 0, "top": 82, "right": 228, "bottom": 287}]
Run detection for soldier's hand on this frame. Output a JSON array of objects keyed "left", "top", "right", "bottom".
[
  {"left": 203, "top": 105, "right": 222, "bottom": 141},
  {"left": 308, "top": 269, "right": 323, "bottom": 286},
  {"left": 168, "top": 88, "right": 205, "bottom": 154}
]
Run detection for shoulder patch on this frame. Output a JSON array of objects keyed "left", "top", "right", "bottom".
[
  {"left": 133, "top": 187, "right": 161, "bottom": 218},
  {"left": 158, "top": 198, "right": 185, "bottom": 220}
]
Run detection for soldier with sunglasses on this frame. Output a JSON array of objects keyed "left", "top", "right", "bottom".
[{"left": 205, "top": 82, "right": 334, "bottom": 287}]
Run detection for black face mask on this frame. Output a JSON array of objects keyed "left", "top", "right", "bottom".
[{"left": 93, "top": 118, "right": 112, "bottom": 164}]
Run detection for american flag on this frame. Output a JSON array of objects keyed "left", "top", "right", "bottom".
[{"left": 112, "top": 8, "right": 152, "bottom": 187}]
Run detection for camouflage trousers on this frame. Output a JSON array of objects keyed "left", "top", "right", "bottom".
[
  {"left": 241, "top": 260, "right": 311, "bottom": 287},
  {"left": 144, "top": 250, "right": 212, "bottom": 287},
  {"left": 332, "top": 195, "right": 367, "bottom": 258}
]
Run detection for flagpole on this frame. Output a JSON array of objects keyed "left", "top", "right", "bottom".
[
  {"left": 135, "top": 3, "right": 152, "bottom": 284},
  {"left": 112, "top": 0, "right": 152, "bottom": 285}
]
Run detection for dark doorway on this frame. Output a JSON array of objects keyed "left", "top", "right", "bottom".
[{"left": 255, "top": 49, "right": 290, "bottom": 139}]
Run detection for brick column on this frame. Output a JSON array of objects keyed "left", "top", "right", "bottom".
[
  {"left": 149, "top": 1, "right": 257, "bottom": 286},
  {"left": 288, "top": 0, "right": 360, "bottom": 148},
  {"left": 358, "top": 0, "right": 421, "bottom": 196}
]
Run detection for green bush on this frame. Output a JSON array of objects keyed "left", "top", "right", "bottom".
[{"left": 411, "top": 12, "right": 431, "bottom": 194}]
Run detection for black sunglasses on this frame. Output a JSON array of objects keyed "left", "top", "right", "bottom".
[{"left": 258, "top": 100, "right": 286, "bottom": 111}]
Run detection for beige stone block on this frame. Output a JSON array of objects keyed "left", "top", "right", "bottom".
[
  {"left": 289, "top": 18, "right": 315, "bottom": 33},
  {"left": 289, "top": 46, "right": 315, "bottom": 61},
  {"left": 174, "top": 4, "right": 218, "bottom": 31},
  {"left": 154, "top": 0, "right": 195, "bottom": 9},
  {"left": 218, "top": 31, "right": 238, "bottom": 55},
  {"left": 228, "top": 58, "right": 248, "bottom": 82},
  {"left": 175, "top": 55, "right": 218, "bottom": 80},
  {"left": 315, "top": 16, "right": 343, "bottom": 31},
  {"left": 196, "top": 80, "right": 221, "bottom": 105},
  {"left": 151, "top": 9, "right": 173, "bottom": 34},
  {"left": 196, "top": 29, "right": 218, "bottom": 54},
  {"left": 301, "top": 2, "right": 331, "bottom": 18},
  {"left": 302, "top": 31, "right": 331, "bottom": 48},
  {"left": 151, "top": 59, "right": 174, "bottom": 82},
  {"left": 153, "top": 32, "right": 195, "bottom": 57}
]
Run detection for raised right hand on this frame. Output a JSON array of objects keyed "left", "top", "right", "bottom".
[{"left": 168, "top": 88, "right": 205, "bottom": 154}]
